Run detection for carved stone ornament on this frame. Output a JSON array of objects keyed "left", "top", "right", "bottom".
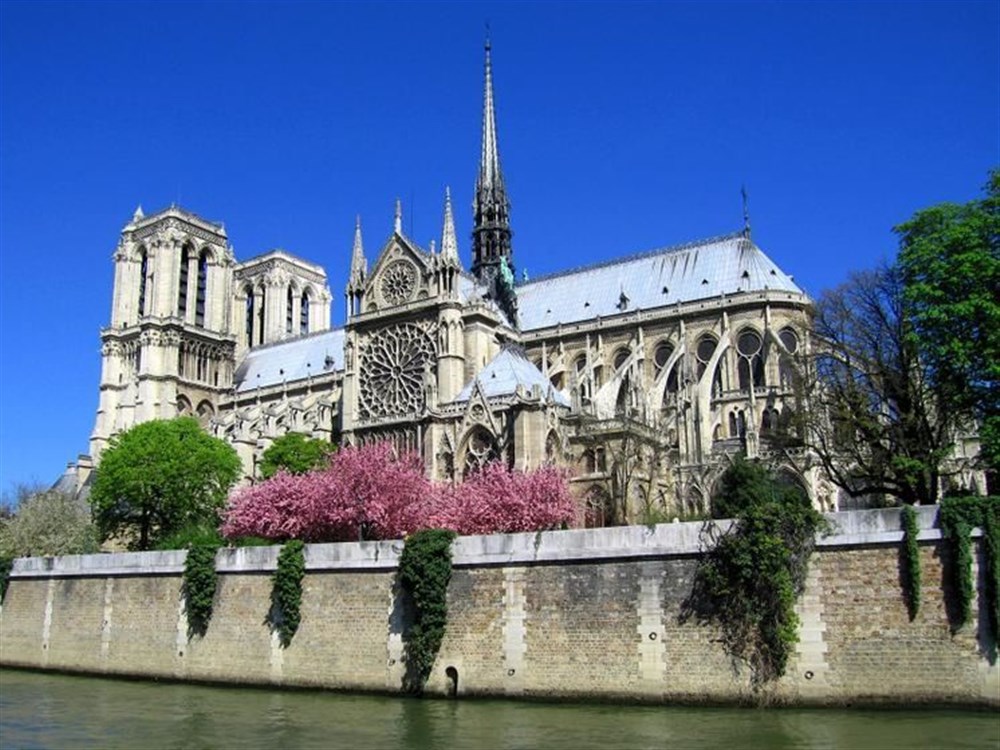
[
  {"left": 379, "top": 260, "right": 417, "bottom": 307},
  {"left": 359, "top": 323, "right": 435, "bottom": 419}
]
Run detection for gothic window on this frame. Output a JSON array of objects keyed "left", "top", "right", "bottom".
[
  {"left": 358, "top": 323, "right": 436, "bottom": 419},
  {"left": 177, "top": 395, "right": 192, "bottom": 415},
  {"left": 462, "top": 427, "right": 500, "bottom": 477},
  {"left": 137, "top": 248, "right": 148, "bottom": 317},
  {"left": 779, "top": 327, "right": 799, "bottom": 389},
  {"left": 653, "top": 341, "right": 673, "bottom": 376},
  {"left": 729, "top": 411, "right": 738, "bottom": 437},
  {"left": 380, "top": 260, "right": 417, "bottom": 307},
  {"left": 736, "top": 329, "right": 764, "bottom": 391},
  {"left": 195, "top": 250, "right": 208, "bottom": 327},
  {"left": 300, "top": 290, "right": 310, "bottom": 334},
  {"left": 286, "top": 287, "right": 294, "bottom": 334},
  {"left": 613, "top": 347, "right": 630, "bottom": 372},
  {"left": 695, "top": 335, "right": 716, "bottom": 381},
  {"left": 178, "top": 343, "right": 186, "bottom": 377},
  {"left": 245, "top": 287, "right": 255, "bottom": 347},
  {"left": 178, "top": 244, "right": 190, "bottom": 317},
  {"left": 584, "top": 486, "right": 612, "bottom": 528},
  {"left": 256, "top": 287, "right": 266, "bottom": 345}
]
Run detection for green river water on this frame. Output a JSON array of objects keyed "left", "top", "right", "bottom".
[{"left": 0, "top": 669, "right": 997, "bottom": 749}]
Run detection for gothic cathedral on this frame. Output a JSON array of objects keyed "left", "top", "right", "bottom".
[{"left": 85, "top": 42, "right": 825, "bottom": 523}]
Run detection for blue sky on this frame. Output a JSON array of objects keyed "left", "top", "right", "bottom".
[{"left": 1, "top": 1, "right": 997, "bottom": 493}]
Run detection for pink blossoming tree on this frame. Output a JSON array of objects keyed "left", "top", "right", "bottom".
[{"left": 221, "top": 443, "right": 578, "bottom": 542}]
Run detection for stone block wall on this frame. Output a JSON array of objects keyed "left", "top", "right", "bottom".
[{"left": 1, "top": 509, "right": 996, "bottom": 707}]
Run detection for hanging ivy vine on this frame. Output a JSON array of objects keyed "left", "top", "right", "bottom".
[
  {"left": 939, "top": 496, "right": 999, "bottom": 634},
  {"left": 0, "top": 556, "right": 12, "bottom": 602},
  {"left": 271, "top": 540, "right": 306, "bottom": 647},
  {"left": 398, "top": 529, "right": 456, "bottom": 694},
  {"left": 182, "top": 544, "right": 220, "bottom": 637},
  {"left": 900, "top": 505, "right": 922, "bottom": 619},
  {"left": 683, "top": 458, "right": 827, "bottom": 690}
]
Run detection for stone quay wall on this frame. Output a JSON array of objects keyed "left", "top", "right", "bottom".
[{"left": 1, "top": 508, "right": 997, "bottom": 707}]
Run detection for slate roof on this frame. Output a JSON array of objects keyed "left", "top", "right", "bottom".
[
  {"left": 516, "top": 232, "right": 805, "bottom": 331},
  {"left": 234, "top": 328, "right": 345, "bottom": 392},
  {"left": 453, "top": 346, "right": 571, "bottom": 406}
]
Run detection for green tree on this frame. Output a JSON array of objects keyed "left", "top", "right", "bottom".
[
  {"left": 90, "top": 417, "right": 242, "bottom": 550},
  {"left": 803, "top": 265, "right": 954, "bottom": 506},
  {"left": 0, "top": 486, "right": 99, "bottom": 558},
  {"left": 895, "top": 169, "right": 1000, "bottom": 479},
  {"left": 258, "top": 432, "right": 333, "bottom": 480}
]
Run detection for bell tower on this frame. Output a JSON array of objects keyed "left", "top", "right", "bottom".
[{"left": 90, "top": 205, "right": 236, "bottom": 459}]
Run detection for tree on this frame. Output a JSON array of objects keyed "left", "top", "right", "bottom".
[
  {"left": 221, "top": 443, "right": 579, "bottom": 542},
  {"left": 258, "top": 432, "right": 333, "bottom": 480},
  {"left": 0, "top": 487, "right": 99, "bottom": 558},
  {"left": 804, "top": 265, "right": 956, "bottom": 506},
  {"left": 90, "top": 417, "right": 242, "bottom": 550},
  {"left": 895, "top": 169, "right": 1000, "bottom": 479}
]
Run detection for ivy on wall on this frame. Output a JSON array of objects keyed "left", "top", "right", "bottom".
[
  {"left": 182, "top": 544, "right": 220, "bottom": 637},
  {"left": 0, "top": 556, "right": 11, "bottom": 602},
  {"left": 398, "top": 529, "right": 456, "bottom": 694},
  {"left": 683, "top": 458, "right": 827, "bottom": 691},
  {"left": 939, "top": 496, "right": 999, "bottom": 635},
  {"left": 900, "top": 505, "right": 922, "bottom": 619},
  {"left": 271, "top": 540, "right": 306, "bottom": 647}
]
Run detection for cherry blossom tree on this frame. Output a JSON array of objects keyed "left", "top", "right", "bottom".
[{"left": 221, "top": 443, "right": 579, "bottom": 543}]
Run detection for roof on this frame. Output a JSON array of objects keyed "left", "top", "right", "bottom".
[
  {"left": 234, "top": 329, "right": 345, "bottom": 393},
  {"left": 516, "top": 232, "right": 805, "bottom": 331},
  {"left": 453, "top": 346, "right": 571, "bottom": 406}
]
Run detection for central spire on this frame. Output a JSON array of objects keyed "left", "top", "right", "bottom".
[{"left": 471, "top": 34, "right": 517, "bottom": 325}]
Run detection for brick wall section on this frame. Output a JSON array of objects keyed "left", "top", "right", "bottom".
[{"left": 1, "top": 509, "right": 996, "bottom": 707}]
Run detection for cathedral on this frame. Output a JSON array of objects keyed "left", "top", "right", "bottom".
[{"left": 83, "top": 42, "right": 824, "bottom": 524}]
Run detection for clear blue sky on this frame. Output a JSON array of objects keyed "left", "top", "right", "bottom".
[{"left": 1, "top": 1, "right": 997, "bottom": 493}]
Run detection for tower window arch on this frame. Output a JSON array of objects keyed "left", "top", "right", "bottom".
[
  {"left": 300, "top": 289, "right": 311, "bottom": 334},
  {"left": 613, "top": 346, "right": 630, "bottom": 372},
  {"left": 245, "top": 286, "right": 255, "bottom": 347},
  {"left": 137, "top": 247, "right": 149, "bottom": 317},
  {"left": 178, "top": 243, "right": 191, "bottom": 316},
  {"left": 195, "top": 250, "right": 209, "bottom": 327},
  {"left": 286, "top": 286, "right": 294, "bottom": 334}
]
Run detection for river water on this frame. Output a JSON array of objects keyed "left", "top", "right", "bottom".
[{"left": 0, "top": 669, "right": 997, "bottom": 749}]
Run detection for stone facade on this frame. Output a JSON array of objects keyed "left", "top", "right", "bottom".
[
  {"left": 2, "top": 509, "right": 996, "bottom": 706},
  {"left": 82, "top": 41, "right": 821, "bottom": 521}
]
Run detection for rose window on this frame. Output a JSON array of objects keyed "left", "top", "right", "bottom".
[
  {"left": 359, "top": 324, "right": 435, "bottom": 418},
  {"left": 379, "top": 260, "right": 417, "bottom": 307}
]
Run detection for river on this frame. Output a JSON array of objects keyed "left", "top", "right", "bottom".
[{"left": 0, "top": 669, "right": 997, "bottom": 749}]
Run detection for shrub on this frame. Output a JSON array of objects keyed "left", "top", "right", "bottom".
[{"left": 939, "top": 496, "right": 999, "bottom": 634}]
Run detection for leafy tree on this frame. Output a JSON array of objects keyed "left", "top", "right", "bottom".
[
  {"left": 258, "top": 432, "right": 333, "bottom": 480},
  {"left": 895, "top": 169, "right": 1000, "bottom": 479},
  {"left": 0, "top": 487, "right": 99, "bottom": 558},
  {"left": 90, "top": 417, "right": 242, "bottom": 550},
  {"left": 710, "top": 456, "right": 807, "bottom": 519},
  {"left": 803, "top": 265, "right": 955, "bottom": 506}
]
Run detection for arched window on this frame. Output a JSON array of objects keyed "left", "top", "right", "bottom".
[
  {"left": 585, "top": 486, "right": 613, "bottom": 528},
  {"left": 653, "top": 341, "right": 673, "bottom": 376},
  {"left": 300, "top": 290, "right": 310, "bottom": 334},
  {"left": 779, "top": 327, "right": 799, "bottom": 389},
  {"left": 137, "top": 248, "right": 149, "bottom": 317},
  {"left": 729, "top": 411, "right": 738, "bottom": 437},
  {"left": 545, "top": 431, "right": 560, "bottom": 464},
  {"left": 178, "top": 244, "right": 190, "bottom": 316},
  {"left": 695, "top": 335, "right": 716, "bottom": 381},
  {"left": 257, "top": 287, "right": 266, "bottom": 344},
  {"left": 462, "top": 427, "right": 500, "bottom": 478},
  {"left": 736, "top": 329, "right": 765, "bottom": 391},
  {"left": 195, "top": 250, "right": 208, "bottom": 327},
  {"left": 613, "top": 346, "right": 630, "bottom": 372},
  {"left": 286, "top": 287, "right": 294, "bottom": 334},
  {"left": 245, "top": 287, "right": 255, "bottom": 347}
]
